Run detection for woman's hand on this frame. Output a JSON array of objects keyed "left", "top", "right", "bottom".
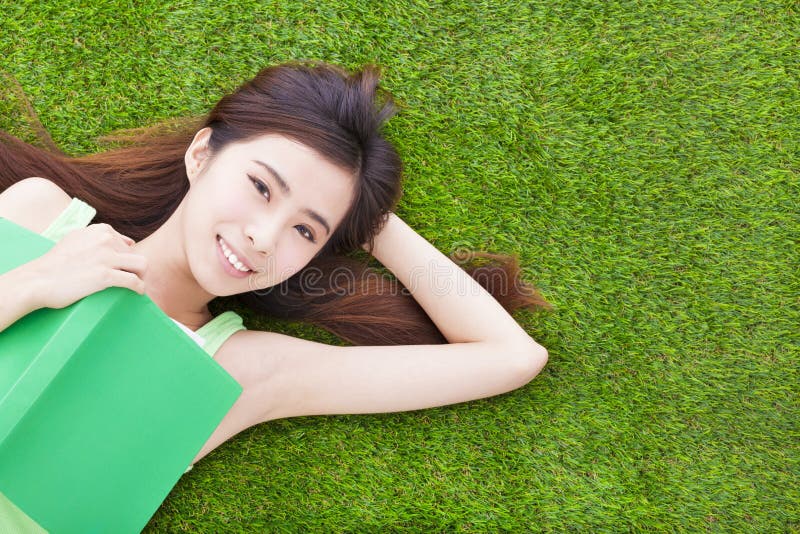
[
  {"left": 355, "top": 211, "right": 541, "bottom": 347},
  {"left": 25, "top": 223, "right": 147, "bottom": 309}
]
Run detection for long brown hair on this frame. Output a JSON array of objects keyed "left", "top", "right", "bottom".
[{"left": 0, "top": 62, "right": 551, "bottom": 345}]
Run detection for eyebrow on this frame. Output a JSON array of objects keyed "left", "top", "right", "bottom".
[{"left": 252, "top": 160, "right": 331, "bottom": 236}]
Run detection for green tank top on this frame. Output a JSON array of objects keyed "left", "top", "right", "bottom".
[{"left": 40, "top": 197, "right": 246, "bottom": 358}]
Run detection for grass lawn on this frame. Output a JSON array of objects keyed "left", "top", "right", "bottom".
[{"left": 1, "top": 0, "right": 797, "bottom": 531}]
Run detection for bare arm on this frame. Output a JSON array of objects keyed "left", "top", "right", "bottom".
[
  {"left": 0, "top": 177, "right": 146, "bottom": 333},
  {"left": 0, "top": 177, "right": 70, "bottom": 333},
  {"left": 367, "top": 212, "right": 541, "bottom": 346},
  {"left": 0, "top": 265, "right": 46, "bottom": 333}
]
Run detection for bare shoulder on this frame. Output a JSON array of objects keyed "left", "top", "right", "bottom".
[{"left": 0, "top": 177, "right": 73, "bottom": 234}]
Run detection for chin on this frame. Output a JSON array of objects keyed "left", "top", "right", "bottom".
[{"left": 188, "top": 260, "right": 238, "bottom": 298}]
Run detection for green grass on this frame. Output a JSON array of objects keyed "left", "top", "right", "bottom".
[{"left": 1, "top": 0, "right": 798, "bottom": 531}]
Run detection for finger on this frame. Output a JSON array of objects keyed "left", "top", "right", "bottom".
[
  {"left": 111, "top": 228, "right": 136, "bottom": 246},
  {"left": 113, "top": 252, "right": 148, "bottom": 277},
  {"left": 101, "top": 234, "right": 138, "bottom": 254},
  {"left": 108, "top": 269, "right": 146, "bottom": 295},
  {"left": 90, "top": 223, "right": 134, "bottom": 246}
]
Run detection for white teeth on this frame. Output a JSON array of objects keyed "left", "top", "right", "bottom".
[{"left": 218, "top": 237, "right": 251, "bottom": 272}]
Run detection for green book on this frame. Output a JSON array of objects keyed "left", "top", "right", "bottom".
[{"left": 0, "top": 217, "right": 242, "bottom": 533}]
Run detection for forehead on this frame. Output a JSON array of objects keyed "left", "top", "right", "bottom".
[{"left": 223, "top": 134, "right": 356, "bottom": 226}]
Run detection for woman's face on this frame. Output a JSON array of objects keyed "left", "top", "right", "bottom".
[{"left": 181, "top": 129, "right": 356, "bottom": 296}]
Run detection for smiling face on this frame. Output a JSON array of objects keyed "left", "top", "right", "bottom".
[{"left": 181, "top": 128, "right": 356, "bottom": 296}]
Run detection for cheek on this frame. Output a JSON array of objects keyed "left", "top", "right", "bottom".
[
  {"left": 275, "top": 238, "right": 317, "bottom": 276},
  {"left": 219, "top": 187, "right": 256, "bottom": 217},
  {"left": 187, "top": 180, "right": 240, "bottom": 235}
]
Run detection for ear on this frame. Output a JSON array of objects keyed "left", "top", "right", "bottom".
[{"left": 185, "top": 127, "right": 213, "bottom": 183}]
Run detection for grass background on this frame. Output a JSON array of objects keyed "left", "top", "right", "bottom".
[{"left": 1, "top": 0, "right": 798, "bottom": 531}]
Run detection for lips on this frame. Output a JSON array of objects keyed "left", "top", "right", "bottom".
[
  {"left": 217, "top": 235, "right": 255, "bottom": 272},
  {"left": 216, "top": 237, "right": 253, "bottom": 280}
]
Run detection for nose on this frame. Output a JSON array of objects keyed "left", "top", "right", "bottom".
[{"left": 245, "top": 218, "right": 278, "bottom": 266}]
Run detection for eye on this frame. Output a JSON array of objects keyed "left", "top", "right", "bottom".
[
  {"left": 249, "top": 174, "right": 270, "bottom": 201},
  {"left": 250, "top": 174, "right": 316, "bottom": 243},
  {"left": 296, "top": 225, "right": 316, "bottom": 243}
]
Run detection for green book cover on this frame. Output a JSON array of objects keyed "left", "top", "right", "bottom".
[{"left": 0, "top": 217, "right": 242, "bottom": 533}]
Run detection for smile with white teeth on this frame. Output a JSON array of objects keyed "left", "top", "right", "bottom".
[{"left": 218, "top": 237, "right": 252, "bottom": 272}]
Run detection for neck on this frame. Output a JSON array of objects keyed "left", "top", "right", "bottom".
[{"left": 130, "top": 208, "right": 216, "bottom": 330}]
